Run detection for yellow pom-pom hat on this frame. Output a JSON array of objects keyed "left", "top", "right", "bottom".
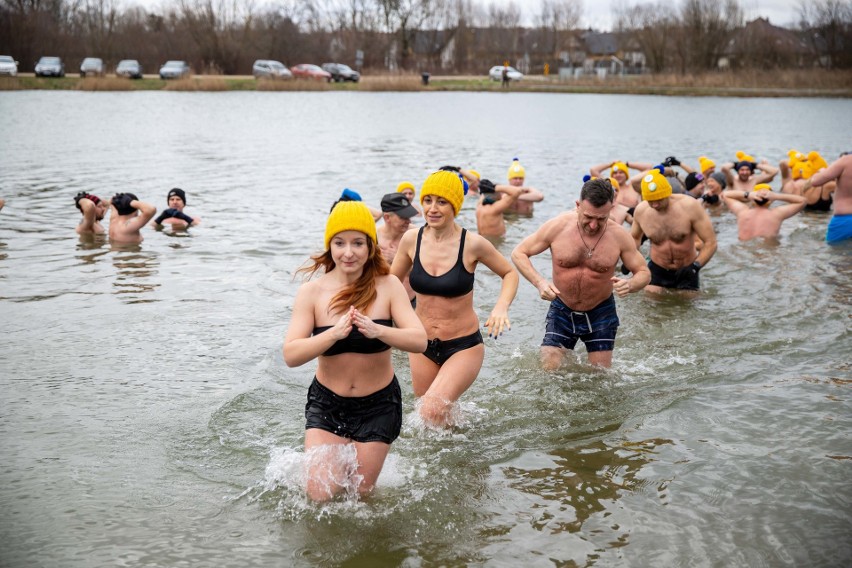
[
  {"left": 397, "top": 181, "right": 416, "bottom": 194},
  {"left": 698, "top": 156, "right": 715, "bottom": 173},
  {"left": 608, "top": 177, "right": 620, "bottom": 191},
  {"left": 421, "top": 170, "right": 466, "bottom": 216},
  {"left": 791, "top": 160, "right": 813, "bottom": 180},
  {"left": 736, "top": 150, "right": 756, "bottom": 163},
  {"left": 641, "top": 168, "right": 672, "bottom": 202},
  {"left": 807, "top": 151, "right": 828, "bottom": 172},
  {"left": 611, "top": 161, "right": 629, "bottom": 178},
  {"left": 507, "top": 158, "right": 525, "bottom": 180},
  {"left": 324, "top": 200, "right": 377, "bottom": 249},
  {"left": 787, "top": 150, "right": 805, "bottom": 167}
]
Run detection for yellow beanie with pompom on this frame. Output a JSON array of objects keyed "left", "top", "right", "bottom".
[
  {"left": 324, "top": 200, "right": 377, "bottom": 250},
  {"left": 507, "top": 158, "right": 525, "bottom": 180},
  {"left": 640, "top": 168, "right": 672, "bottom": 202},
  {"left": 611, "top": 161, "right": 629, "bottom": 178},
  {"left": 420, "top": 170, "right": 465, "bottom": 216},
  {"left": 698, "top": 156, "right": 715, "bottom": 173}
]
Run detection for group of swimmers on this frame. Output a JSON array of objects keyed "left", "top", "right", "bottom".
[
  {"left": 72, "top": 187, "right": 200, "bottom": 242},
  {"left": 282, "top": 150, "right": 851, "bottom": 501}
]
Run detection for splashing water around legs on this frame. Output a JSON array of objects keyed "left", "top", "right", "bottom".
[{"left": 303, "top": 438, "right": 363, "bottom": 502}]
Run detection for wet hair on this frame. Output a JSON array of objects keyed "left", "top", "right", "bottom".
[
  {"left": 296, "top": 237, "right": 390, "bottom": 315},
  {"left": 74, "top": 192, "right": 101, "bottom": 211},
  {"left": 754, "top": 197, "right": 770, "bottom": 207},
  {"left": 580, "top": 178, "right": 616, "bottom": 207},
  {"left": 112, "top": 192, "right": 139, "bottom": 215}
]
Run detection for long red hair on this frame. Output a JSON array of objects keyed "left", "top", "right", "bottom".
[{"left": 297, "top": 238, "right": 390, "bottom": 315}]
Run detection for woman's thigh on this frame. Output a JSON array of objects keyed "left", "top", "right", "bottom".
[{"left": 425, "top": 343, "right": 484, "bottom": 403}]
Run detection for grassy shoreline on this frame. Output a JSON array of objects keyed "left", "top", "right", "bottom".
[{"left": 2, "top": 70, "right": 850, "bottom": 97}]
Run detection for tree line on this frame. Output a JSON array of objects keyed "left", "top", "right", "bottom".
[{"left": 1, "top": 0, "right": 849, "bottom": 75}]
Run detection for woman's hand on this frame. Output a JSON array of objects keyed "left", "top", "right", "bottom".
[
  {"left": 484, "top": 310, "right": 511, "bottom": 338},
  {"left": 352, "top": 308, "right": 382, "bottom": 339},
  {"left": 329, "top": 307, "right": 355, "bottom": 340}
]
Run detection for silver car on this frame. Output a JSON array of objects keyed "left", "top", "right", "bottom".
[
  {"left": 80, "top": 57, "right": 104, "bottom": 78},
  {"left": 159, "top": 60, "right": 191, "bottom": 80},
  {"left": 0, "top": 55, "right": 18, "bottom": 76},
  {"left": 253, "top": 60, "right": 292, "bottom": 80},
  {"left": 35, "top": 56, "right": 65, "bottom": 77},
  {"left": 116, "top": 59, "right": 143, "bottom": 79}
]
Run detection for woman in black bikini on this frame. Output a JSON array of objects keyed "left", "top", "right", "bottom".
[
  {"left": 391, "top": 170, "right": 519, "bottom": 429},
  {"left": 283, "top": 200, "right": 426, "bottom": 501}
]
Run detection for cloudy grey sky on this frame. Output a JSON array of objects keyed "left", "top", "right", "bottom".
[{"left": 124, "top": 0, "right": 803, "bottom": 31}]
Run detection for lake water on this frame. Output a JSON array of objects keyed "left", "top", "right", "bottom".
[{"left": 1, "top": 90, "right": 851, "bottom": 567}]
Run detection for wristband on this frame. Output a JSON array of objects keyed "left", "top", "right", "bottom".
[{"left": 743, "top": 192, "right": 749, "bottom": 200}]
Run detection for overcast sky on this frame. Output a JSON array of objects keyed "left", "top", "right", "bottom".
[{"left": 124, "top": 0, "right": 803, "bottom": 31}]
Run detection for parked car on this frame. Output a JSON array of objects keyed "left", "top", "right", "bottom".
[
  {"left": 252, "top": 60, "right": 292, "bottom": 80},
  {"left": 290, "top": 64, "right": 332, "bottom": 81},
  {"left": 80, "top": 57, "right": 105, "bottom": 78},
  {"left": 115, "top": 59, "right": 143, "bottom": 79},
  {"left": 0, "top": 55, "right": 18, "bottom": 76},
  {"left": 321, "top": 62, "right": 360, "bottom": 82},
  {"left": 488, "top": 65, "right": 523, "bottom": 82},
  {"left": 159, "top": 60, "right": 191, "bottom": 80},
  {"left": 35, "top": 56, "right": 65, "bottom": 77}
]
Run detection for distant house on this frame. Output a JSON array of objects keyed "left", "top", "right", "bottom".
[
  {"left": 720, "top": 17, "right": 815, "bottom": 68},
  {"left": 576, "top": 31, "right": 646, "bottom": 75}
]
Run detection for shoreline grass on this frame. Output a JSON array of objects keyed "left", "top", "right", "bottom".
[{"left": 1, "top": 69, "right": 849, "bottom": 97}]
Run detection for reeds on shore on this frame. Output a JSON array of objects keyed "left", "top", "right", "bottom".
[
  {"left": 1, "top": 69, "right": 849, "bottom": 96},
  {"left": 76, "top": 77, "right": 134, "bottom": 91}
]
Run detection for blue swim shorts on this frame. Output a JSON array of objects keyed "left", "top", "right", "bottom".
[
  {"left": 542, "top": 295, "right": 620, "bottom": 353},
  {"left": 826, "top": 214, "right": 852, "bottom": 244}
]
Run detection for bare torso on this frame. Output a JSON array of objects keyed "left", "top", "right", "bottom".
[
  {"left": 550, "top": 212, "right": 621, "bottom": 311},
  {"left": 635, "top": 195, "right": 699, "bottom": 269}
]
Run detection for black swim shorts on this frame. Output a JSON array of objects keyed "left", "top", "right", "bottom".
[
  {"left": 422, "top": 330, "right": 484, "bottom": 366},
  {"left": 648, "top": 259, "right": 700, "bottom": 290},
  {"left": 305, "top": 376, "right": 402, "bottom": 444}
]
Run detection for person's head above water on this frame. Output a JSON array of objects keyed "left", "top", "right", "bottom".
[
  {"left": 420, "top": 170, "right": 468, "bottom": 216},
  {"left": 324, "top": 200, "right": 377, "bottom": 250},
  {"left": 167, "top": 188, "right": 186, "bottom": 207},
  {"left": 112, "top": 192, "right": 139, "bottom": 215}
]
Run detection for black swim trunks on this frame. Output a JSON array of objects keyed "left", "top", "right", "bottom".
[
  {"left": 422, "top": 330, "right": 484, "bottom": 366},
  {"left": 305, "top": 376, "right": 402, "bottom": 444},
  {"left": 542, "top": 295, "right": 619, "bottom": 353},
  {"left": 648, "top": 259, "right": 700, "bottom": 290}
]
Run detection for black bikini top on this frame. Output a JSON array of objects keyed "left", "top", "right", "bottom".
[
  {"left": 805, "top": 194, "right": 833, "bottom": 212},
  {"left": 312, "top": 319, "right": 393, "bottom": 356},
  {"left": 409, "top": 226, "right": 475, "bottom": 298}
]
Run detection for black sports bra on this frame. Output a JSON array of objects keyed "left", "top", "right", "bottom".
[
  {"left": 409, "top": 226, "right": 475, "bottom": 298},
  {"left": 805, "top": 194, "right": 833, "bottom": 212},
  {"left": 312, "top": 319, "right": 393, "bottom": 356}
]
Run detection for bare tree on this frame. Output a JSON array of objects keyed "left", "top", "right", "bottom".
[
  {"left": 797, "top": 0, "right": 852, "bottom": 68},
  {"left": 615, "top": 1, "right": 673, "bottom": 73}
]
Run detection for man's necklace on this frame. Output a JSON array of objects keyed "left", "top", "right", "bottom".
[{"left": 577, "top": 220, "right": 607, "bottom": 258}]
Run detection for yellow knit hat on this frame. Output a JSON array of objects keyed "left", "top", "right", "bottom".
[
  {"left": 608, "top": 177, "right": 620, "bottom": 191},
  {"left": 507, "top": 158, "right": 525, "bottom": 180},
  {"left": 791, "top": 160, "right": 813, "bottom": 180},
  {"left": 807, "top": 151, "right": 828, "bottom": 172},
  {"left": 787, "top": 150, "right": 805, "bottom": 167},
  {"left": 735, "top": 150, "right": 756, "bottom": 163},
  {"left": 324, "top": 200, "right": 377, "bottom": 249},
  {"left": 397, "top": 181, "right": 415, "bottom": 194},
  {"left": 640, "top": 169, "right": 672, "bottom": 201},
  {"left": 467, "top": 169, "right": 481, "bottom": 180},
  {"left": 698, "top": 156, "right": 715, "bottom": 173},
  {"left": 611, "top": 161, "right": 629, "bottom": 178},
  {"left": 420, "top": 170, "right": 465, "bottom": 216},
  {"left": 753, "top": 183, "right": 773, "bottom": 192}
]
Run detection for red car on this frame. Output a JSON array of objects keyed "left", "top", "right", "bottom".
[{"left": 290, "top": 64, "right": 332, "bottom": 81}]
